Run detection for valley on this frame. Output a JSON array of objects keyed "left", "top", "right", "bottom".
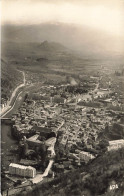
[{"left": 1, "top": 40, "right": 124, "bottom": 196}]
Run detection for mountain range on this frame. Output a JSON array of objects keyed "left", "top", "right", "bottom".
[{"left": 2, "top": 23, "right": 124, "bottom": 57}]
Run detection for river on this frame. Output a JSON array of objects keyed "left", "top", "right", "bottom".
[
  {"left": 1, "top": 122, "right": 18, "bottom": 171},
  {"left": 1, "top": 87, "right": 26, "bottom": 171}
]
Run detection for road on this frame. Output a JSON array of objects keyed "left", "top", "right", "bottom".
[
  {"left": 1, "top": 70, "right": 26, "bottom": 118},
  {"left": 1, "top": 82, "right": 56, "bottom": 195},
  {"left": 31, "top": 140, "right": 56, "bottom": 184},
  {"left": 2, "top": 141, "right": 56, "bottom": 195}
]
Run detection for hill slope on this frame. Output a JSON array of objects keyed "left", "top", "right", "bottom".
[
  {"left": 1, "top": 59, "right": 23, "bottom": 100},
  {"left": 1, "top": 23, "right": 124, "bottom": 57},
  {"left": 17, "top": 148, "right": 124, "bottom": 196},
  {"left": 38, "top": 41, "right": 68, "bottom": 52}
]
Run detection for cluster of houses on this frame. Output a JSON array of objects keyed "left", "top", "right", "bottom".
[{"left": 8, "top": 81, "right": 124, "bottom": 179}]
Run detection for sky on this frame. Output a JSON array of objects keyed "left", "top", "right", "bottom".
[{"left": 1, "top": 0, "right": 124, "bottom": 37}]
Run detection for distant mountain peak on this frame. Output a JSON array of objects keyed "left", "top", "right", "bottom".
[
  {"left": 41, "top": 40, "right": 48, "bottom": 45},
  {"left": 43, "top": 40, "right": 48, "bottom": 43},
  {"left": 38, "top": 41, "right": 68, "bottom": 52}
]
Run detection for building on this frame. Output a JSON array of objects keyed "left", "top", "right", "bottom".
[
  {"left": 26, "top": 134, "right": 43, "bottom": 147},
  {"left": 107, "top": 139, "right": 124, "bottom": 151},
  {"left": 81, "top": 107, "right": 87, "bottom": 116},
  {"left": 99, "top": 98, "right": 112, "bottom": 107},
  {"left": 79, "top": 151, "right": 95, "bottom": 163},
  {"left": 9, "top": 163, "right": 36, "bottom": 178},
  {"left": 52, "top": 96, "right": 66, "bottom": 104},
  {"left": 45, "top": 137, "right": 56, "bottom": 147},
  {"left": 33, "top": 125, "right": 52, "bottom": 138},
  {"left": 47, "top": 146, "right": 55, "bottom": 158}
]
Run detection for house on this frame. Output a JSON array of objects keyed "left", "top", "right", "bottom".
[
  {"left": 33, "top": 125, "right": 52, "bottom": 138},
  {"left": 45, "top": 137, "right": 56, "bottom": 147},
  {"left": 53, "top": 96, "right": 66, "bottom": 104},
  {"left": 9, "top": 163, "right": 36, "bottom": 178},
  {"left": 26, "top": 134, "right": 44, "bottom": 147},
  {"left": 47, "top": 146, "right": 55, "bottom": 158},
  {"left": 99, "top": 98, "right": 112, "bottom": 107},
  {"left": 107, "top": 139, "right": 124, "bottom": 151},
  {"left": 79, "top": 151, "right": 95, "bottom": 163}
]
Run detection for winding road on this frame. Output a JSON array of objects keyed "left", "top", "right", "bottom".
[
  {"left": 1, "top": 70, "right": 26, "bottom": 118},
  {"left": 1, "top": 69, "right": 56, "bottom": 192}
]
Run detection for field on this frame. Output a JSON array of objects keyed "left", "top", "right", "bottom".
[{"left": 2, "top": 41, "right": 123, "bottom": 87}]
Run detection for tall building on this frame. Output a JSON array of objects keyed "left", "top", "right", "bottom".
[{"left": 9, "top": 163, "right": 36, "bottom": 178}]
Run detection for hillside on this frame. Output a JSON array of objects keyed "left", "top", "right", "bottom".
[
  {"left": 1, "top": 59, "right": 23, "bottom": 100},
  {"left": 2, "top": 40, "right": 123, "bottom": 87},
  {"left": 17, "top": 148, "right": 124, "bottom": 196},
  {"left": 38, "top": 41, "right": 68, "bottom": 52},
  {"left": 1, "top": 41, "right": 87, "bottom": 85},
  {"left": 1, "top": 41, "right": 77, "bottom": 61}
]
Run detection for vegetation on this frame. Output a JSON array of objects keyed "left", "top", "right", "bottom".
[
  {"left": 2, "top": 41, "right": 104, "bottom": 86},
  {"left": 16, "top": 148, "right": 124, "bottom": 196},
  {"left": 1, "top": 41, "right": 124, "bottom": 196},
  {"left": 1, "top": 59, "right": 23, "bottom": 100},
  {"left": 105, "top": 123, "right": 124, "bottom": 140}
]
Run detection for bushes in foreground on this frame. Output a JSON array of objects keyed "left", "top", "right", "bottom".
[{"left": 17, "top": 148, "right": 124, "bottom": 196}]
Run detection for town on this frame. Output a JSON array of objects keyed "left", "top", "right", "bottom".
[
  {"left": 1, "top": 0, "right": 124, "bottom": 194},
  {"left": 1, "top": 66, "right": 124, "bottom": 195}
]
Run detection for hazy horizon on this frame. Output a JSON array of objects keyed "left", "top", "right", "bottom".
[
  {"left": 1, "top": 0, "right": 124, "bottom": 56},
  {"left": 2, "top": 0, "right": 123, "bottom": 37}
]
